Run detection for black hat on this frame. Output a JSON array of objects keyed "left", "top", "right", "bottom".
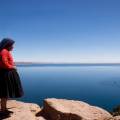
[{"left": 0, "top": 38, "right": 15, "bottom": 51}]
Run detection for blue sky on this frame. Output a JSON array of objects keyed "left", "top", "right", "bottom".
[{"left": 0, "top": 0, "right": 120, "bottom": 63}]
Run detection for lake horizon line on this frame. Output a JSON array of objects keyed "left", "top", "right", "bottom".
[{"left": 15, "top": 62, "right": 120, "bottom": 66}]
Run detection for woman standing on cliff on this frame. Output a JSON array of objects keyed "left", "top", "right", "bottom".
[{"left": 0, "top": 38, "right": 24, "bottom": 112}]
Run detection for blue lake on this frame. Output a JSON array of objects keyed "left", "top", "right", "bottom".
[{"left": 15, "top": 65, "right": 120, "bottom": 111}]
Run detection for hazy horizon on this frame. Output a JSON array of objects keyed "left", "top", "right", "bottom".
[{"left": 15, "top": 61, "right": 120, "bottom": 64}]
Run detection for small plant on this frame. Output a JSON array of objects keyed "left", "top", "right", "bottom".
[{"left": 111, "top": 105, "right": 120, "bottom": 116}]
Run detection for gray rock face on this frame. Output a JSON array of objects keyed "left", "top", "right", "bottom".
[{"left": 42, "top": 98, "right": 113, "bottom": 120}]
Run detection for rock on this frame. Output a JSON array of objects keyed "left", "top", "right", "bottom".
[
  {"left": 36, "top": 116, "right": 47, "bottom": 120},
  {"left": 113, "top": 116, "right": 120, "bottom": 120},
  {"left": 42, "top": 98, "right": 113, "bottom": 120},
  {"left": 108, "top": 116, "right": 120, "bottom": 120},
  {"left": 0, "top": 100, "right": 46, "bottom": 120}
]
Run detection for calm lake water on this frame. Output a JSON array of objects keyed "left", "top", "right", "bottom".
[{"left": 15, "top": 64, "right": 120, "bottom": 111}]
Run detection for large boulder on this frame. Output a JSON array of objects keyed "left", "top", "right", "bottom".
[
  {"left": 42, "top": 98, "right": 113, "bottom": 120},
  {"left": 0, "top": 100, "right": 46, "bottom": 120}
]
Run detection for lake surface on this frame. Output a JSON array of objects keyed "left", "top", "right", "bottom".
[{"left": 15, "top": 64, "right": 120, "bottom": 111}]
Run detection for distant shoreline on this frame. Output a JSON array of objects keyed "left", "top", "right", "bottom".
[
  {"left": 15, "top": 62, "right": 120, "bottom": 66},
  {"left": 15, "top": 62, "right": 120, "bottom": 64}
]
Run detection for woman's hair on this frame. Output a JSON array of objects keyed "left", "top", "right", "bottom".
[{"left": 0, "top": 38, "right": 15, "bottom": 51}]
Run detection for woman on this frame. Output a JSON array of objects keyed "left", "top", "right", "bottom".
[{"left": 0, "top": 38, "right": 24, "bottom": 112}]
